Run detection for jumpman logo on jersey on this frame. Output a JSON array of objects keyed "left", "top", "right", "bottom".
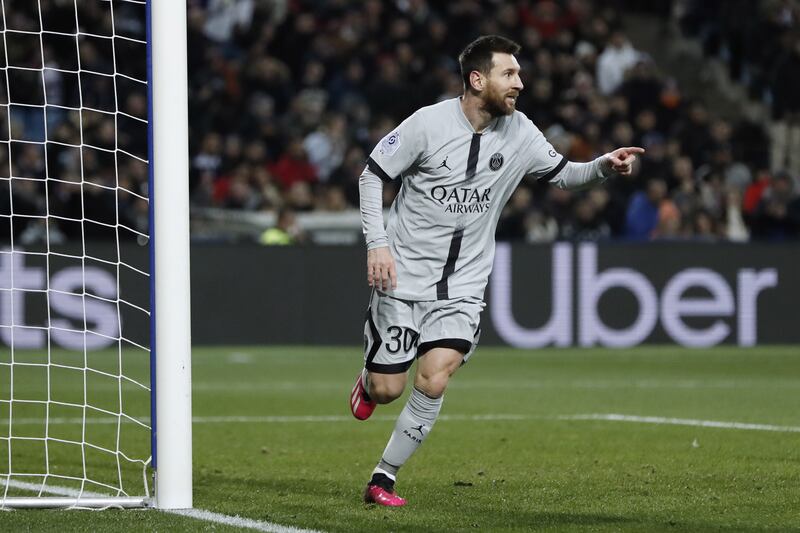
[
  {"left": 410, "top": 424, "right": 425, "bottom": 436},
  {"left": 437, "top": 157, "right": 451, "bottom": 171}
]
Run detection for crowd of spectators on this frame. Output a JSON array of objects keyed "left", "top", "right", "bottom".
[
  {"left": 677, "top": 0, "right": 800, "bottom": 183},
  {"left": 2, "top": 0, "right": 799, "bottom": 244},
  {"left": 0, "top": 0, "right": 149, "bottom": 246}
]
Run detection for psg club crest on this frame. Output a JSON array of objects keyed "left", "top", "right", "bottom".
[{"left": 489, "top": 152, "right": 504, "bottom": 171}]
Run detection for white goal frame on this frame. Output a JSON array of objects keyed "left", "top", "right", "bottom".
[
  {"left": 0, "top": 0, "right": 192, "bottom": 510},
  {"left": 150, "top": 0, "right": 192, "bottom": 511}
]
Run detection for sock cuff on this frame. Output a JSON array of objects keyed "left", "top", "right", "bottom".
[
  {"left": 373, "top": 465, "right": 397, "bottom": 481},
  {"left": 413, "top": 386, "right": 442, "bottom": 400},
  {"left": 408, "top": 386, "right": 443, "bottom": 425}
]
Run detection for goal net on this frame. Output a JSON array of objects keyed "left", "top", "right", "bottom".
[{"left": 0, "top": 0, "right": 190, "bottom": 509}]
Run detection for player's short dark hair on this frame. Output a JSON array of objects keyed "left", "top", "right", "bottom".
[{"left": 459, "top": 35, "right": 521, "bottom": 91}]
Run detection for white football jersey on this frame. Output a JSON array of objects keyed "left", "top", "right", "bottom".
[{"left": 367, "top": 97, "right": 565, "bottom": 301}]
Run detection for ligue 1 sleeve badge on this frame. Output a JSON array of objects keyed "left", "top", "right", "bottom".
[
  {"left": 380, "top": 130, "right": 401, "bottom": 156},
  {"left": 489, "top": 152, "right": 504, "bottom": 171}
]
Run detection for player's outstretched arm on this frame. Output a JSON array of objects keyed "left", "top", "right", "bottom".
[
  {"left": 603, "top": 146, "right": 645, "bottom": 176},
  {"left": 548, "top": 146, "right": 645, "bottom": 190}
]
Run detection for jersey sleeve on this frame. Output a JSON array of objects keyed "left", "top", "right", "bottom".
[
  {"left": 366, "top": 112, "right": 425, "bottom": 182},
  {"left": 521, "top": 119, "right": 567, "bottom": 181}
]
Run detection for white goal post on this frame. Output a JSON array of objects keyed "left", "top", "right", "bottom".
[
  {"left": 151, "top": 0, "right": 192, "bottom": 511},
  {"left": 0, "top": 0, "right": 191, "bottom": 509}
]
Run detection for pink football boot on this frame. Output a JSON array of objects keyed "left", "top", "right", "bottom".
[
  {"left": 350, "top": 371, "right": 376, "bottom": 420},
  {"left": 363, "top": 484, "right": 407, "bottom": 507}
]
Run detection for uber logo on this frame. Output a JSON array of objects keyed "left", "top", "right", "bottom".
[{"left": 490, "top": 243, "right": 778, "bottom": 348}]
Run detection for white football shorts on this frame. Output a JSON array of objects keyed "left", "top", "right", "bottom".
[{"left": 362, "top": 290, "right": 484, "bottom": 374}]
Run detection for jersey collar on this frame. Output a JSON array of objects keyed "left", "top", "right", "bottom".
[{"left": 455, "top": 97, "right": 501, "bottom": 134}]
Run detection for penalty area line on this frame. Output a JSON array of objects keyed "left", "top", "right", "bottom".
[{"left": 0, "top": 480, "right": 323, "bottom": 533}]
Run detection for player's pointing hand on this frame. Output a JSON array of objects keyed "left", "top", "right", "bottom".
[{"left": 606, "top": 146, "right": 645, "bottom": 176}]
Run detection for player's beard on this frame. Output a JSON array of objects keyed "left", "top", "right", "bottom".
[{"left": 482, "top": 82, "right": 518, "bottom": 117}]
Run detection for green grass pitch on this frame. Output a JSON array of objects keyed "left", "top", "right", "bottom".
[{"left": 2, "top": 345, "right": 799, "bottom": 532}]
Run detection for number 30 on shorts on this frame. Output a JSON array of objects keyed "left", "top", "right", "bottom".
[{"left": 385, "top": 326, "right": 419, "bottom": 354}]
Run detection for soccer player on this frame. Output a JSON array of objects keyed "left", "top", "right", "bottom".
[{"left": 351, "top": 35, "right": 643, "bottom": 507}]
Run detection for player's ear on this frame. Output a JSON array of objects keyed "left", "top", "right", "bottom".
[{"left": 469, "top": 70, "right": 484, "bottom": 92}]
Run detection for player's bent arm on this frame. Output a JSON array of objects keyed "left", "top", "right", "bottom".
[
  {"left": 359, "top": 167, "right": 388, "bottom": 250},
  {"left": 547, "top": 155, "right": 615, "bottom": 191},
  {"left": 360, "top": 167, "right": 397, "bottom": 289}
]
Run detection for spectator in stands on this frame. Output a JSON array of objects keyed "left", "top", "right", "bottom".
[
  {"left": 625, "top": 178, "right": 668, "bottom": 239},
  {"left": 497, "top": 187, "right": 534, "bottom": 241},
  {"left": 743, "top": 168, "right": 774, "bottom": 217},
  {"left": 269, "top": 138, "right": 318, "bottom": 191},
  {"left": 769, "top": 35, "right": 800, "bottom": 176},
  {"left": 653, "top": 198, "right": 682, "bottom": 240},
  {"left": 317, "top": 185, "right": 349, "bottom": 212},
  {"left": 724, "top": 188, "right": 750, "bottom": 241},
  {"left": 670, "top": 156, "right": 700, "bottom": 219},
  {"left": 192, "top": 132, "right": 224, "bottom": 189},
  {"left": 259, "top": 206, "right": 304, "bottom": 245},
  {"left": 252, "top": 166, "right": 283, "bottom": 211},
  {"left": 596, "top": 31, "right": 641, "bottom": 95},
  {"left": 750, "top": 171, "right": 800, "bottom": 239},
  {"left": 330, "top": 146, "right": 369, "bottom": 208},
  {"left": 303, "top": 113, "right": 348, "bottom": 182},
  {"left": 218, "top": 165, "right": 260, "bottom": 210},
  {"left": 561, "top": 194, "right": 612, "bottom": 241},
  {"left": 525, "top": 208, "right": 559, "bottom": 243},
  {"left": 620, "top": 59, "right": 662, "bottom": 116},
  {"left": 691, "top": 208, "right": 719, "bottom": 241},
  {"left": 673, "top": 102, "right": 713, "bottom": 165},
  {"left": 285, "top": 181, "right": 316, "bottom": 213},
  {"left": 202, "top": 0, "right": 255, "bottom": 46}
]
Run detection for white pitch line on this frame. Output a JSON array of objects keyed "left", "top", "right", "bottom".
[
  {"left": 188, "top": 413, "right": 800, "bottom": 432},
  {"left": 2, "top": 413, "right": 799, "bottom": 433},
  {"left": 166, "top": 508, "right": 322, "bottom": 533},
  {"left": 188, "top": 379, "right": 800, "bottom": 392},
  {"left": 1, "top": 480, "right": 323, "bottom": 533},
  {"left": 558, "top": 413, "right": 800, "bottom": 433},
  {"left": 189, "top": 414, "right": 532, "bottom": 423},
  {"left": 0, "top": 413, "right": 529, "bottom": 425}
]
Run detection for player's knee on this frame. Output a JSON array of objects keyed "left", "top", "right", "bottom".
[
  {"left": 414, "top": 370, "right": 449, "bottom": 398},
  {"left": 367, "top": 374, "right": 405, "bottom": 404},
  {"left": 369, "top": 383, "right": 404, "bottom": 404}
]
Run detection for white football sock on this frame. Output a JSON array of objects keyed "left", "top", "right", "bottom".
[{"left": 374, "top": 386, "right": 443, "bottom": 478}]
